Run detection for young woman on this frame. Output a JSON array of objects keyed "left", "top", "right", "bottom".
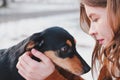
[
  {"left": 80, "top": 0, "right": 120, "bottom": 80},
  {"left": 17, "top": 0, "right": 120, "bottom": 80}
]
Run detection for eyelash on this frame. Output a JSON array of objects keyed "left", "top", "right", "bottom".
[{"left": 92, "top": 18, "right": 99, "bottom": 22}]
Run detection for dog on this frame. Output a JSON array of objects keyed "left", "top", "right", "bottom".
[{"left": 0, "top": 27, "right": 90, "bottom": 80}]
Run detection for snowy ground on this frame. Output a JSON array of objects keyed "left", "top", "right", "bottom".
[{"left": 0, "top": 3, "right": 95, "bottom": 80}]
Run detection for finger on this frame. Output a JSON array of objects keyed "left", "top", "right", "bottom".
[
  {"left": 31, "top": 49, "right": 51, "bottom": 64},
  {"left": 17, "top": 60, "right": 38, "bottom": 80},
  {"left": 18, "top": 67, "right": 42, "bottom": 80},
  {"left": 17, "top": 56, "right": 31, "bottom": 73},
  {"left": 17, "top": 66, "right": 27, "bottom": 79},
  {"left": 19, "top": 51, "right": 39, "bottom": 69},
  {"left": 16, "top": 52, "right": 29, "bottom": 69},
  {"left": 16, "top": 59, "right": 28, "bottom": 79},
  {"left": 18, "top": 69, "right": 35, "bottom": 80}
]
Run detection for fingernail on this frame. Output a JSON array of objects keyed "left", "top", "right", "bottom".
[
  {"left": 31, "top": 48, "right": 37, "bottom": 53},
  {"left": 31, "top": 49, "right": 42, "bottom": 54},
  {"left": 25, "top": 51, "right": 31, "bottom": 56}
]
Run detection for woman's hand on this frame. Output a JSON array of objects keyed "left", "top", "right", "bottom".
[{"left": 16, "top": 49, "right": 55, "bottom": 80}]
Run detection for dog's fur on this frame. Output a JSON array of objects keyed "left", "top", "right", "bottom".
[{"left": 0, "top": 27, "right": 90, "bottom": 80}]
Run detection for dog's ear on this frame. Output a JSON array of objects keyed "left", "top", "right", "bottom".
[
  {"left": 25, "top": 32, "right": 44, "bottom": 52},
  {"left": 25, "top": 40, "right": 44, "bottom": 51},
  {"left": 24, "top": 32, "right": 45, "bottom": 62},
  {"left": 26, "top": 41, "right": 35, "bottom": 51},
  {"left": 8, "top": 32, "right": 44, "bottom": 69}
]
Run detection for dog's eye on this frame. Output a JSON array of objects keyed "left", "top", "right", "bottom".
[{"left": 61, "top": 45, "right": 69, "bottom": 52}]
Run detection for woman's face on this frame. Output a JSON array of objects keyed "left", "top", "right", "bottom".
[{"left": 84, "top": 5, "right": 114, "bottom": 47}]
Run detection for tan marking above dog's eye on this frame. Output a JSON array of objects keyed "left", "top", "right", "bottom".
[{"left": 66, "top": 40, "right": 72, "bottom": 47}]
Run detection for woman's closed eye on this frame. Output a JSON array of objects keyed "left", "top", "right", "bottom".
[
  {"left": 92, "top": 18, "right": 99, "bottom": 22},
  {"left": 89, "top": 14, "right": 99, "bottom": 23}
]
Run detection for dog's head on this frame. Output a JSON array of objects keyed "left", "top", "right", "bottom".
[{"left": 26, "top": 27, "right": 90, "bottom": 76}]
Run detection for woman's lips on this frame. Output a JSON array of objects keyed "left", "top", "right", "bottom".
[{"left": 97, "top": 39, "right": 104, "bottom": 44}]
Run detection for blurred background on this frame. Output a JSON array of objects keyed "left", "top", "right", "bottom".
[{"left": 0, "top": 0, "right": 95, "bottom": 79}]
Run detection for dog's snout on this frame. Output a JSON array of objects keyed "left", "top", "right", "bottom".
[
  {"left": 80, "top": 57, "right": 91, "bottom": 74},
  {"left": 75, "top": 51, "right": 91, "bottom": 74}
]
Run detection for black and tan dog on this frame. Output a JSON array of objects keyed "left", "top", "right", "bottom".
[{"left": 0, "top": 27, "right": 90, "bottom": 80}]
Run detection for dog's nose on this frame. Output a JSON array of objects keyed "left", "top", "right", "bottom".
[
  {"left": 83, "top": 64, "right": 91, "bottom": 74},
  {"left": 80, "top": 58, "right": 91, "bottom": 74}
]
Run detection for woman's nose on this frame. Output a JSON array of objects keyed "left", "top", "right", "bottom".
[{"left": 88, "top": 24, "right": 97, "bottom": 36}]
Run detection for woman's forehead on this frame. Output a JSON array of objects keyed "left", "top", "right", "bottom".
[{"left": 84, "top": 4, "right": 106, "bottom": 17}]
